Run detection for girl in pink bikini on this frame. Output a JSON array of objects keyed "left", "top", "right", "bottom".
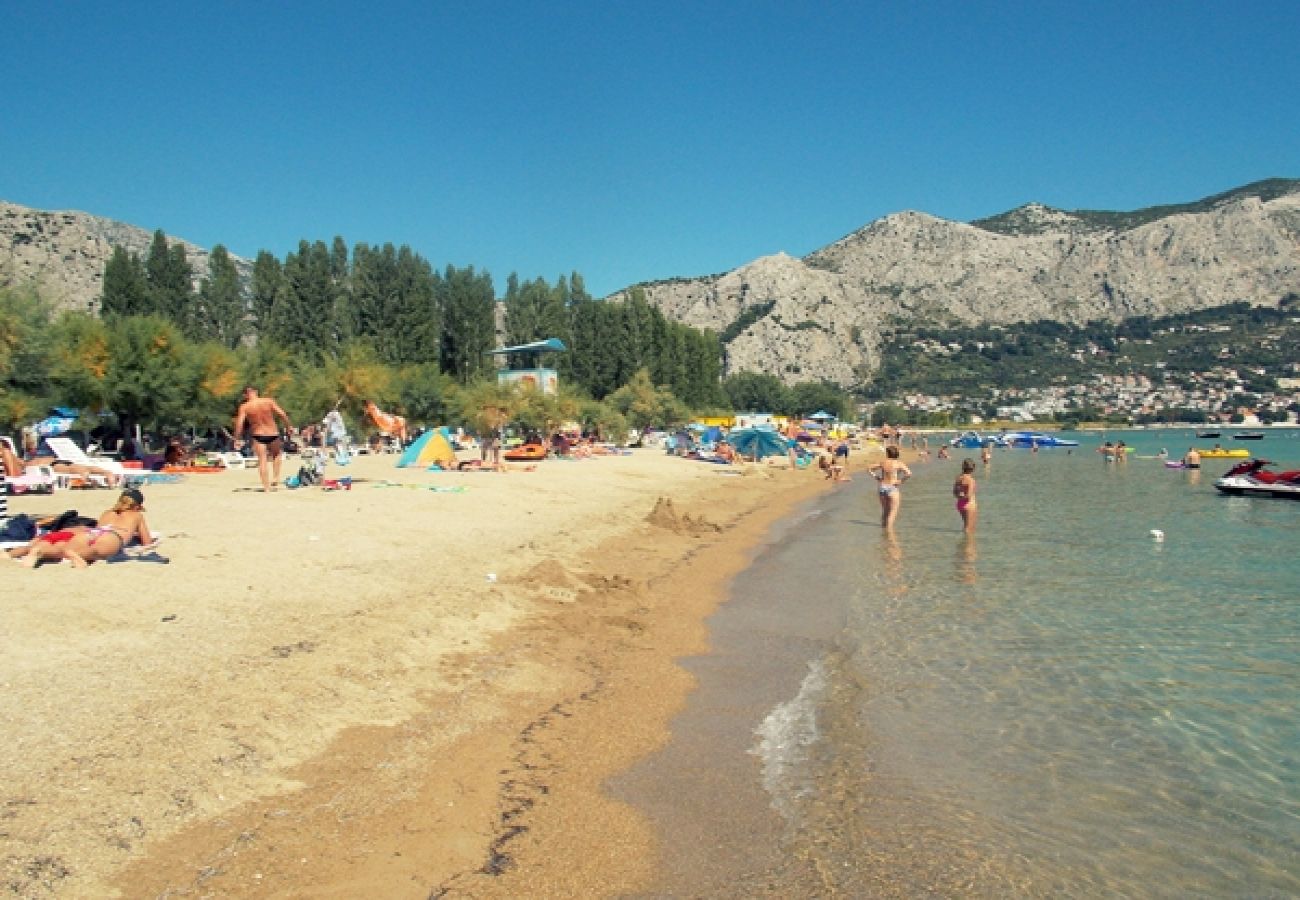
[{"left": 953, "top": 459, "right": 978, "bottom": 533}]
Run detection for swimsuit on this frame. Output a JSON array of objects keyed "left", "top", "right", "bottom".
[
  {"left": 37, "top": 529, "right": 77, "bottom": 544},
  {"left": 86, "top": 525, "right": 126, "bottom": 551},
  {"left": 879, "top": 484, "right": 898, "bottom": 497},
  {"left": 252, "top": 434, "right": 281, "bottom": 446},
  {"left": 956, "top": 498, "right": 970, "bottom": 512}
]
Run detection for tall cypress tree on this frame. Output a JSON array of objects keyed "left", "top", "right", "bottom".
[
  {"left": 143, "top": 230, "right": 193, "bottom": 325},
  {"left": 195, "top": 245, "right": 245, "bottom": 348},
  {"left": 101, "top": 246, "right": 151, "bottom": 318},
  {"left": 249, "top": 250, "right": 284, "bottom": 338},
  {"left": 439, "top": 265, "right": 495, "bottom": 382}
]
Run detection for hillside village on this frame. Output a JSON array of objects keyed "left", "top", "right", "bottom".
[{"left": 888, "top": 314, "right": 1300, "bottom": 426}]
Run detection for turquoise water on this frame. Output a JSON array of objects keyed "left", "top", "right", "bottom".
[{"left": 686, "top": 428, "right": 1300, "bottom": 896}]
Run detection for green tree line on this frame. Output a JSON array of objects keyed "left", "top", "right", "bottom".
[{"left": 4, "top": 231, "right": 857, "bottom": 440}]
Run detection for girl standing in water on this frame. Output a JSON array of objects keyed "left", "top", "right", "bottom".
[
  {"left": 953, "top": 458, "right": 978, "bottom": 533},
  {"left": 870, "top": 445, "right": 912, "bottom": 530}
]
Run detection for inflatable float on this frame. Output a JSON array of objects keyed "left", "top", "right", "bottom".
[
  {"left": 1196, "top": 448, "right": 1251, "bottom": 458},
  {"left": 503, "top": 443, "right": 547, "bottom": 462}
]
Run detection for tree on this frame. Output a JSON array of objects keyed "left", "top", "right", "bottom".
[
  {"left": 723, "top": 372, "right": 788, "bottom": 413},
  {"left": 49, "top": 314, "right": 188, "bottom": 439},
  {"left": 606, "top": 368, "right": 688, "bottom": 430},
  {"left": 181, "top": 340, "right": 243, "bottom": 428},
  {"left": 101, "top": 247, "right": 151, "bottom": 318},
  {"left": 144, "top": 231, "right": 193, "bottom": 325},
  {"left": 394, "top": 362, "right": 454, "bottom": 424},
  {"left": 439, "top": 265, "right": 496, "bottom": 382},
  {"left": 194, "top": 245, "right": 245, "bottom": 348},
  {"left": 249, "top": 251, "right": 285, "bottom": 336},
  {"left": 453, "top": 378, "right": 519, "bottom": 436},
  {"left": 787, "top": 381, "right": 850, "bottom": 420},
  {"left": 871, "top": 402, "right": 909, "bottom": 427},
  {"left": 0, "top": 286, "right": 55, "bottom": 430}
]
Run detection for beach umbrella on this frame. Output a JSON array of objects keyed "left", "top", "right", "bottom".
[
  {"left": 809, "top": 410, "right": 836, "bottom": 421},
  {"left": 728, "top": 427, "right": 791, "bottom": 460}
]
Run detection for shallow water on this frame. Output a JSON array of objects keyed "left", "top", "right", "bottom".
[{"left": 621, "top": 428, "right": 1300, "bottom": 897}]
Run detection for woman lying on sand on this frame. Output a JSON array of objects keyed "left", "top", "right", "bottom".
[{"left": 7, "top": 488, "right": 154, "bottom": 569}]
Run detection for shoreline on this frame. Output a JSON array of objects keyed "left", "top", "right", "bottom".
[{"left": 2, "top": 449, "right": 837, "bottom": 898}]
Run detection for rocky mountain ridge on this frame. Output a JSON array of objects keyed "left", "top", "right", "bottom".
[
  {"left": 0, "top": 200, "right": 251, "bottom": 314},
  {"left": 611, "top": 179, "right": 1300, "bottom": 386},
  {"left": 4, "top": 181, "right": 1299, "bottom": 389}
]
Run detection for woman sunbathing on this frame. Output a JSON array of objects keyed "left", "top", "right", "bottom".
[
  {"left": 8, "top": 488, "right": 154, "bottom": 569},
  {"left": 26, "top": 455, "right": 123, "bottom": 486}
]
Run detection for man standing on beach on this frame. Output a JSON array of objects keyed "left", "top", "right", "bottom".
[{"left": 233, "top": 385, "right": 294, "bottom": 492}]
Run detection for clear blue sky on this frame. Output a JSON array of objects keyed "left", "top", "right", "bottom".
[{"left": 3, "top": 1, "right": 1297, "bottom": 298}]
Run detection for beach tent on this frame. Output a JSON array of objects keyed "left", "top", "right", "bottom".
[
  {"left": 728, "top": 427, "right": 791, "bottom": 460},
  {"left": 396, "top": 427, "right": 456, "bottom": 468}
]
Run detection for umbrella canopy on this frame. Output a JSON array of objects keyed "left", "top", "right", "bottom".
[
  {"left": 728, "top": 427, "right": 791, "bottom": 460},
  {"left": 808, "top": 410, "right": 836, "bottom": 421}
]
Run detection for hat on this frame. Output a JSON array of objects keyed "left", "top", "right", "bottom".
[{"left": 121, "top": 487, "right": 145, "bottom": 507}]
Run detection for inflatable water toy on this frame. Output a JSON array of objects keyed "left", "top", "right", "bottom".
[
  {"left": 1197, "top": 448, "right": 1251, "bottom": 458},
  {"left": 503, "top": 443, "right": 547, "bottom": 462}
]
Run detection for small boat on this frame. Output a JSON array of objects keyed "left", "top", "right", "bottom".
[
  {"left": 1197, "top": 448, "right": 1251, "bottom": 458},
  {"left": 949, "top": 431, "right": 1008, "bottom": 449},
  {"left": 1196, "top": 430, "right": 1222, "bottom": 438},
  {"left": 1002, "top": 431, "right": 1080, "bottom": 448},
  {"left": 1232, "top": 432, "right": 1266, "bottom": 440}
]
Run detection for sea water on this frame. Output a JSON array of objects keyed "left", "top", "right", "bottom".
[{"left": 621, "top": 429, "right": 1300, "bottom": 898}]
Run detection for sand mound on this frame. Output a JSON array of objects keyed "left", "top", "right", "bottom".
[{"left": 645, "top": 496, "right": 722, "bottom": 535}]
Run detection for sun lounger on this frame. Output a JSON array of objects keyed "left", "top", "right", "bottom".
[
  {"left": 44, "top": 436, "right": 131, "bottom": 485},
  {"left": 4, "top": 465, "right": 60, "bottom": 494}
]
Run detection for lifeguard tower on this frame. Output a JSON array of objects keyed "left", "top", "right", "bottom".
[{"left": 488, "top": 337, "right": 566, "bottom": 394}]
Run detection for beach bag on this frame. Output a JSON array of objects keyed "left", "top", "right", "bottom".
[{"left": 0, "top": 514, "right": 37, "bottom": 542}]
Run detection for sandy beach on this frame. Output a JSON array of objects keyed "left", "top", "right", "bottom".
[{"left": 1, "top": 448, "right": 837, "bottom": 898}]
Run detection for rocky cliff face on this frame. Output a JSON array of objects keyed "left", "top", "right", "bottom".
[
  {"left": 0, "top": 201, "right": 251, "bottom": 314},
  {"left": 612, "top": 181, "right": 1300, "bottom": 386}
]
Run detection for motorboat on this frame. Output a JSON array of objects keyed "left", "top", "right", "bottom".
[
  {"left": 949, "top": 431, "right": 1008, "bottom": 449},
  {"left": 1196, "top": 430, "right": 1222, "bottom": 438},
  {"left": 1214, "top": 459, "right": 1300, "bottom": 499},
  {"left": 1232, "top": 432, "right": 1266, "bottom": 440},
  {"left": 1002, "top": 431, "right": 1079, "bottom": 448}
]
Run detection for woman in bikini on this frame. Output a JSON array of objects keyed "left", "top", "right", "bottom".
[
  {"left": 953, "top": 458, "right": 978, "bottom": 533},
  {"left": 870, "top": 445, "right": 912, "bottom": 530},
  {"left": 9, "top": 488, "right": 154, "bottom": 569}
]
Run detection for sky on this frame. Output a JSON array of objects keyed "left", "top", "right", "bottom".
[{"left": 3, "top": 1, "right": 1298, "bottom": 298}]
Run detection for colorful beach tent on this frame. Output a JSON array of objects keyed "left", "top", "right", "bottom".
[{"left": 396, "top": 427, "right": 456, "bottom": 468}]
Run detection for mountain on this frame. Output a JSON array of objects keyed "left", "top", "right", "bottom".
[
  {"left": 0, "top": 200, "right": 251, "bottom": 313},
  {"left": 610, "top": 179, "right": 1300, "bottom": 387},
  {"left": 5, "top": 181, "right": 1299, "bottom": 390}
]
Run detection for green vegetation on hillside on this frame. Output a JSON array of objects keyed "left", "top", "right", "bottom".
[{"left": 869, "top": 297, "right": 1300, "bottom": 398}]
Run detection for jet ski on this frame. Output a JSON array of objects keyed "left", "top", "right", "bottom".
[{"left": 1214, "top": 459, "right": 1300, "bottom": 499}]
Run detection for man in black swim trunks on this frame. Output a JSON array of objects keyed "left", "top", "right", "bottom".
[{"left": 233, "top": 385, "right": 294, "bottom": 492}]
